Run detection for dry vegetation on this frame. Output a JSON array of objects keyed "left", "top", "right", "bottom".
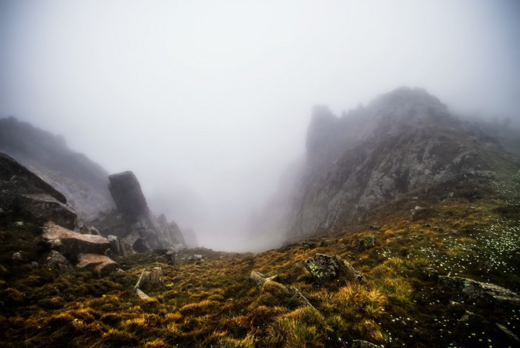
[{"left": 1, "top": 172, "right": 519, "bottom": 347}]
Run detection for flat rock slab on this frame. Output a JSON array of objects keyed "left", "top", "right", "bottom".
[
  {"left": 440, "top": 276, "right": 520, "bottom": 308},
  {"left": 43, "top": 222, "right": 110, "bottom": 260},
  {"left": 77, "top": 253, "right": 118, "bottom": 276}
]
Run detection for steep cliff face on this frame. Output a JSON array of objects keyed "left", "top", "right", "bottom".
[
  {"left": 0, "top": 117, "right": 114, "bottom": 220},
  {"left": 284, "top": 87, "right": 515, "bottom": 240}
]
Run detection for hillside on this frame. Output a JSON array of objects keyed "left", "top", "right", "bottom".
[
  {"left": 0, "top": 117, "right": 115, "bottom": 220},
  {"left": 1, "top": 88, "right": 520, "bottom": 347},
  {"left": 283, "top": 87, "right": 519, "bottom": 241}
]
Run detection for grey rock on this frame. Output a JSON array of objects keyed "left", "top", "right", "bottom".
[
  {"left": 440, "top": 276, "right": 520, "bottom": 307},
  {"left": 304, "top": 253, "right": 364, "bottom": 283},
  {"left": 351, "top": 340, "right": 382, "bottom": 348},
  {"left": 43, "top": 250, "right": 73, "bottom": 273},
  {"left": 357, "top": 234, "right": 375, "bottom": 251},
  {"left": 12, "top": 252, "right": 22, "bottom": 261},
  {"left": 17, "top": 193, "right": 77, "bottom": 229},
  {"left": 282, "top": 88, "right": 499, "bottom": 240},
  {"left": 0, "top": 118, "right": 115, "bottom": 221},
  {"left": 108, "top": 171, "right": 149, "bottom": 222}
]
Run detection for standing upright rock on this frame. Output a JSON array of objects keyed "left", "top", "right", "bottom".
[{"left": 108, "top": 171, "right": 149, "bottom": 223}]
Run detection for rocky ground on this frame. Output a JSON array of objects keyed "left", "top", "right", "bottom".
[{"left": 1, "top": 170, "right": 519, "bottom": 347}]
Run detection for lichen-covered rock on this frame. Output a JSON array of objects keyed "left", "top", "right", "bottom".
[
  {"left": 304, "top": 253, "right": 364, "bottom": 283},
  {"left": 440, "top": 276, "right": 520, "bottom": 307},
  {"left": 42, "top": 222, "right": 110, "bottom": 260},
  {"left": 76, "top": 253, "right": 117, "bottom": 276},
  {"left": 357, "top": 234, "right": 375, "bottom": 251}
]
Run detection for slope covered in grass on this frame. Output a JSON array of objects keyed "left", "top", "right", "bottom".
[{"left": 1, "top": 171, "right": 520, "bottom": 347}]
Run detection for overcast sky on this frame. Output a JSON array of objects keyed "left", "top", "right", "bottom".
[{"left": 1, "top": 0, "right": 519, "bottom": 250}]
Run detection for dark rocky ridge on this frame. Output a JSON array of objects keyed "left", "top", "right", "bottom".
[
  {"left": 282, "top": 87, "right": 517, "bottom": 240},
  {"left": 0, "top": 117, "right": 114, "bottom": 220}
]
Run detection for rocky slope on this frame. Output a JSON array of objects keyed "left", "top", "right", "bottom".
[
  {"left": 283, "top": 87, "right": 518, "bottom": 241},
  {"left": 0, "top": 117, "right": 114, "bottom": 220}
]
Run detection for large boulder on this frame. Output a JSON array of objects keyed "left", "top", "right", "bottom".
[
  {"left": 440, "top": 276, "right": 520, "bottom": 308},
  {"left": 0, "top": 153, "right": 77, "bottom": 228},
  {"left": 304, "top": 253, "right": 364, "bottom": 283},
  {"left": 42, "top": 222, "right": 110, "bottom": 261},
  {"left": 76, "top": 253, "right": 118, "bottom": 276},
  {"left": 108, "top": 171, "right": 149, "bottom": 222},
  {"left": 16, "top": 193, "right": 77, "bottom": 229}
]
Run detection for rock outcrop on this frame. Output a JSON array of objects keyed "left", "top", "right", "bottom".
[
  {"left": 0, "top": 152, "right": 77, "bottom": 228},
  {"left": 108, "top": 171, "right": 149, "bottom": 222},
  {"left": 281, "top": 87, "right": 508, "bottom": 240},
  {"left": 0, "top": 117, "right": 115, "bottom": 220},
  {"left": 91, "top": 171, "right": 186, "bottom": 253}
]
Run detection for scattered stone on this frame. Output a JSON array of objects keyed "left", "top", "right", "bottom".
[
  {"left": 351, "top": 339, "right": 382, "bottom": 348},
  {"left": 136, "top": 288, "right": 151, "bottom": 300},
  {"left": 319, "top": 240, "right": 330, "bottom": 247},
  {"left": 368, "top": 225, "right": 380, "bottom": 230},
  {"left": 250, "top": 271, "right": 279, "bottom": 289},
  {"left": 15, "top": 221, "right": 24, "bottom": 226},
  {"left": 420, "top": 267, "right": 439, "bottom": 280},
  {"left": 76, "top": 253, "right": 118, "bottom": 276},
  {"left": 301, "top": 240, "right": 317, "bottom": 249},
  {"left": 42, "top": 222, "right": 110, "bottom": 260},
  {"left": 496, "top": 323, "right": 520, "bottom": 344},
  {"left": 251, "top": 270, "right": 313, "bottom": 308},
  {"left": 30, "top": 261, "right": 39, "bottom": 268},
  {"left": 43, "top": 250, "right": 73, "bottom": 273},
  {"left": 357, "top": 234, "right": 375, "bottom": 251},
  {"left": 12, "top": 252, "right": 22, "bottom": 261},
  {"left": 304, "top": 253, "right": 364, "bottom": 283},
  {"left": 440, "top": 276, "right": 520, "bottom": 307},
  {"left": 155, "top": 256, "right": 169, "bottom": 264},
  {"left": 135, "top": 267, "right": 164, "bottom": 290}
]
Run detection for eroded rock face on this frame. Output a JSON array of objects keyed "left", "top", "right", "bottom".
[
  {"left": 76, "top": 253, "right": 118, "bottom": 276},
  {"left": 42, "top": 222, "right": 110, "bottom": 261},
  {"left": 283, "top": 87, "right": 502, "bottom": 240},
  {"left": 0, "top": 152, "right": 77, "bottom": 228},
  {"left": 17, "top": 193, "right": 77, "bottom": 229},
  {"left": 304, "top": 253, "right": 364, "bottom": 283}
]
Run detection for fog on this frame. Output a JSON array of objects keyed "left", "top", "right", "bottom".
[{"left": 1, "top": 1, "right": 519, "bottom": 251}]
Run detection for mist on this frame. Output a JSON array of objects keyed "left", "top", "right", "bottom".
[{"left": 1, "top": 0, "right": 519, "bottom": 251}]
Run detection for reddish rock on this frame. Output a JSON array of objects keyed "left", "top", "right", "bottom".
[
  {"left": 42, "top": 222, "right": 110, "bottom": 260},
  {"left": 76, "top": 253, "right": 118, "bottom": 276}
]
